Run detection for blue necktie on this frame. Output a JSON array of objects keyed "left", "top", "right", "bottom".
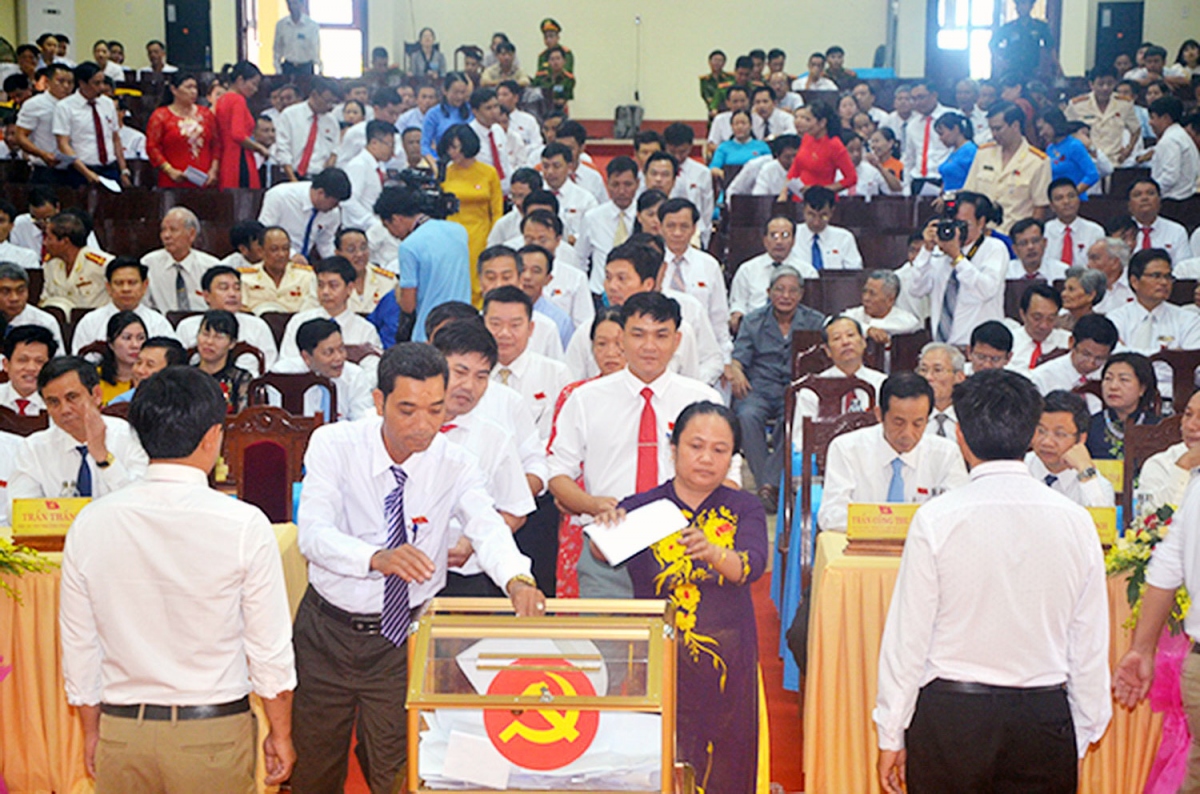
[
  {"left": 380, "top": 465, "right": 412, "bottom": 646},
  {"left": 887, "top": 457, "right": 905, "bottom": 503},
  {"left": 75, "top": 445, "right": 92, "bottom": 497},
  {"left": 1045, "top": 474, "right": 1058, "bottom": 487},
  {"left": 319, "top": 386, "right": 332, "bottom": 423},
  {"left": 300, "top": 208, "right": 319, "bottom": 259},
  {"left": 811, "top": 233, "right": 824, "bottom": 271}
]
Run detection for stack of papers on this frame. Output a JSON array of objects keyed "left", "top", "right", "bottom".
[{"left": 582, "top": 499, "right": 690, "bottom": 565}]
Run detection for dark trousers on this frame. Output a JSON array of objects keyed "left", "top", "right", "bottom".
[
  {"left": 290, "top": 587, "right": 408, "bottom": 794},
  {"left": 516, "top": 493, "right": 559, "bottom": 596},
  {"left": 734, "top": 388, "right": 785, "bottom": 490},
  {"left": 439, "top": 570, "right": 503, "bottom": 597},
  {"left": 906, "top": 679, "right": 1077, "bottom": 793},
  {"left": 282, "top": 61, "right": 316, "bottom": 75},
  {"left": 61, "top": 163, "right": 119, "bottom": 189}
]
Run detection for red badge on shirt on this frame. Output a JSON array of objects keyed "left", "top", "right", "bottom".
[{"left": 534, "top": 392, "right": 547, "bottom": 400}]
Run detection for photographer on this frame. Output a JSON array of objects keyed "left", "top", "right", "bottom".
[
  {"left": 908, "top": 191, "right": 1009, "bottom": 346},
  {"left": 368, "top": 184, "right": 470, "bottom": 343}
]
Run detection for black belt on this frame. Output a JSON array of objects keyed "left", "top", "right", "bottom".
[
  {"left": 1189, "top": 642, "right": 1200, "bottom": 655},
  {"left": 309, "top": 585, "right": 382, "bottom": 633},
  {"left": 926, "top": 678, "right": 1066, "bottom": 696},
  {"left": 100, "top": 695, "right": 250, "bottom": 721}
]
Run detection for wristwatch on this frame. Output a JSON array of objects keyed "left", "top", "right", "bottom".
[
  {"left": 506, "top": 574, "right": 537, "bottom": 592},
  {"left": 95, "top": 452, "right": 115, "bottom": 469},
  {"left": 1078, "top": 465, "right": 1097, "bottom": 482}
]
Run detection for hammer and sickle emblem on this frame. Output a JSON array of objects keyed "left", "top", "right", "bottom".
[{"left": 497, "top": 672, "right": 581, "bottom": 744}]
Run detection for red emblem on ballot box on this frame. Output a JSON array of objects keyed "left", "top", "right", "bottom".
[{"left": 483, "top": 657, "right": 600, "bottom": 770}]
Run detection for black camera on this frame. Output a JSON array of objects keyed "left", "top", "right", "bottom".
[
  {"left": 388, "top": 168, "right": 460, "bottom": 219},
  {"left": 936, "top": 194, "right": 967, "bottom": 242}
]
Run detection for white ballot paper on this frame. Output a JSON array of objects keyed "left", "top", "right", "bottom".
[
  {"left": 184, "top": 165, "right": 208, "bottom": 186},
  {"left": 583, "top": 499, "right": 689, "bottom": 565},
  {"left": 96, "top": 175, "right": 122, "bottom": 193}
]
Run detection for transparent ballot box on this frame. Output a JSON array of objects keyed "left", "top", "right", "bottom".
[{"left": 406, "top": 598, "right": 690, "bottom": 793}]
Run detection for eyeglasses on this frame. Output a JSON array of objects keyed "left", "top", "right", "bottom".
[
  {"left": 1034, "top": 426, "right": 1078, "bottom": 443},
  {"left": 766, "top": 231, "right": 793, "bottom": 240},
  {"left": 769, "top": 285, "right": 802, "bottom": 296},
  {"left": 1140, "top": 271, "right": 1174, "bottom": 281},
  {"left": 970, "top": 352, "right": 1009, "bottom": 366},
  {"left": 916, "top": 364, "right": 954, "bottom": 376}
]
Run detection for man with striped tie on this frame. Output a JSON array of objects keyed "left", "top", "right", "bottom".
[{"left": 292, "top": 343, "right": 543, "bottom": 793}]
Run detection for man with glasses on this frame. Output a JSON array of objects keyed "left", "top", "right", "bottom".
[
  {"left": 1029, "top": 314, "right": 1118, "bottom": 408},
  {"left": 917, "top": 342, "right": 967, "bottom": 439},
  {"left": 1025, "top": 390, "right": 1113, "bottom": 507},
  {"left": 728, "top": 216, "right": 817, "bottom": 334},
  {"left": 966, "top": 320, "right": 1013, "bottom": 373}
]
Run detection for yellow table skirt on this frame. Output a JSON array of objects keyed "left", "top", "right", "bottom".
[
  {"left": 802, "top": 532, "right": 1162, "bottom": 794},
  {"left": 0, "top": 523, "right": 307, "bottom": 794}
]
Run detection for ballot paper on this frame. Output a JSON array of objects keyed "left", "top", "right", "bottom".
[
  {"left": 184, "top": 165, "right": 208, "bottom": 186},
  {"left": 53, "top": 153, "right": 77, "bottom": 169},
  {"left": 442, "top": 730, "right": 510, "bottom": 789},
  {"left": 583, "top": 499, "right": 689, "bottom": 565},
  {"left": 96, "top": 175, "right": 122, "bottom": 193}
]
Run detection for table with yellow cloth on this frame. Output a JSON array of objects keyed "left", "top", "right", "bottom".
[
  {"left": 803, "top": 531, "right": 1163, "bottom": 794},
  {"left": 0, "top": 523, "right": 308, "bottom": 794}
]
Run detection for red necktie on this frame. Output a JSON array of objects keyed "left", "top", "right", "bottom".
[
  {"left": 1061, "top": 226, "right": 1073, "bottom": 264},
  {"left": 439, "top": 423, "right": 457, "bottom": 433},
  {"left": 635, "top": 387, "right": 658, "bottom": 493},
  {"left": 488, "top": 131, "right": 504, "bottom": 180},
  {"left": 89, "top": 99, "right": 108, "bottom": 165},
  {"left": 297, "top": 114, "right": 320, "bottom": 177},
  {"left": 15, "top": 398, "right": 30, "bottom": 416},
  {"left": 378, "top": 168, "right": 386, "bottom": 186},
  {"left": 1141, "top": 226, "right": 1153, "bottom": 250},
  {"left": 920, "top": 116, "right": 932, "bottom": 176},
  {"left": 1024, "top": 271, "right": 1038, "bottom": 279},
  {"left": 1029, "top": 340, "right": 1042, "bottom": 370}
]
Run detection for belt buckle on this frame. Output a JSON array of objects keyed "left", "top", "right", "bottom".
[{"left": 352, "top": 617, "right": 380, "bottom": 634}]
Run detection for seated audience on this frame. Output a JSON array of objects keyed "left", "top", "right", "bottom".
[
  {"left": 194, "top": 309, "right": 252, "bottom": 413},
  {"left": 917, "top": 342, "right": 967, "bottom": 438},
  {"left": 793, "top": 315, "right": 887, "bottom": 437},
  {"left": 818, "top": 372, "right": 968, "bottom": 531},
  {"left": 0, "top": 200, "right": 39, "bottom": 270},
  {"left": 239, "top": 226, "right": 318, "bottom": 313},
  {"left": 71, "top": 257, "right": 176, "bottom": 353},
  {"left": 279, "top": 255, "right": 383, "bottom": 362},
  {"left": 1136, "top": 391, "right": 1200, "bottom": 515},
  {"left": 968, "top": 319, "right": 1014, "bottom": 372},
  {"left": 1008, "top": 283, "right": 1070, "bottom": 373},
  {"left": 791, "top": 186, "right": 862, "bottom": 271},
  {"left": 96, "top": 310, "right": 146, "bottom": 403},
  {"left": 0, "top": 326, "right": 55, "bottom": 415},
  {"left": 1087, "top": 351, "right": 1159, "bottom": 460},
  {"left": 792, "top": 52, "right": 838, "bottom": 91},
  {"left": 0, "top": 263, "right": 65, "bottom": 350},
  {"left": 710, "top": 110, "right": 771, "bottom": 180},
  {"left": 750, "top": 85, "right": 797, "bottom": 140},
  {"left": 333, "top": 227, "right": 395, "bottom": 313},
  {"left": 840, "top": 131, "right": 893, "bottom": 198},
  {"left": 141, "top": 207, "right": 220, "bottom": 312},
  {"left": 1126, "top": 177, "right": 1192, "bottom": 263},
  {"left": 1026, "top": 390, "right": 1114, "bottom": 507},
  {"left": 1044, "top": 178, "right": 1105, "bottom": 266},
  {"left": 270, "top": 318, "right": 374, "bottom": 421},
  {"left": 1030, "top": 313, "right": 1118, "bottom": 401},
  {"left": 1058, "top": 265, "right": 1107, "bottom": 330},
  {"left": 1089, "top": 236, "right": 1136, "bottom": 313},
  {"left": 40, "top": 211, "right": 113, "bottom": 309},
  {"left": 176, "top": 265, "right": 278, "bottom": 373},
  {"left": 257, "top": 167, "right": 352, "bottom": 261},
  {"left": 728, "top": 216, "right": 817, "bottom": 332},
  {"left": 659, "top": 198, "right": 732, "bottom": 362},
  {"left": 844, "top": 270, "right": 922, "bottom": 343},
  {"left": 137, "top": 39, "right": 177, "bottom": 79},
  {"left": 106, "top": 336, "right": 187, "bottom": 405},
  {"left": 9, "top": 186, "right": 100, "bottom": 257},
  {"left": 219, "top": 219, "right": 266, "bottom": 271},
  {"left": 728, "top": 134, "right": 800, "bottom": 197},
  {"left": 1008, "top": 217, "right": 1068, "bottom": 281}
]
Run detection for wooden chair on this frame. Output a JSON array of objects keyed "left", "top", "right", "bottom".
[
  {"left": 344, "top": 343, "right": 382, "bottom": 365},
  {"left": 1149, "top": 349, "right": 1200, "bottom": 409},
  {"left": 1037, "top": 347, "right": 1071, "bottom": 367},
  {"left": 890, "top": 329, "right": 932, "bottom": 373},
  {"left": 1005, "top": 278, "right": 1045, "bottom": 320},
  {"left": 27, "top": 269, "right": 45, "bottom": 307},
  {"left": 1171, "top": 279, "right": 1197, "bottom": 307},
  {"left": 1123, "top": 415, "right": 1183, "bottom": 527},
  {"left": 1073, "top": 380, "right": 1104, "bottom": 402},
  {"left": 259, "top": 312, "right": 293, "bottom": 347},
  {"left": 0, "top": 406, "right": 49, "bottom": 436},
  {"left": 166, "top": 310, "right": 202, "bottom": 328},
  {"left": 790, "top": 330, "right": 827, "bottom": 379},
  {"left": 223, "top": 406, "right": 323, "bottom": 523},
  {"left": 101, "top": 401, "right": 131, "bottom": 419},
  {"left": 790, "top": 373, "right": 879, "bottom": 418},
  {"left": 248, "top": 372, "right": 337, "bottom": 419},
  {"left": 186, "top": 341, "right": 268, "bottom": 375},
  {"left": 77, "top": 340, "right": 108, "bottom": 361}
]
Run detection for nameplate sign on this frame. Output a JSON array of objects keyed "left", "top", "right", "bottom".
[
  {"left": 846, "top": 503, "right": 919, "bottom": 541},
  {"left": 1094, "top": 460, "right": 1124, "bottom": 493},
  {"left": 1088, "top": 507, "right": 1118, "bottom": 546},
  {"left": 11, "top": 498, "right": 91, "bottom": 544}
]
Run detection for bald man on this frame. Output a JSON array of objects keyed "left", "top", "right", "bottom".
[{"left": 141, "top": 207, "right": 221, "bottom": 312}]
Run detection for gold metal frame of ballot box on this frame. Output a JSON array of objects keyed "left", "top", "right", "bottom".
[{"left": 406, "top": 598, "right": 688, "bottom": 794}]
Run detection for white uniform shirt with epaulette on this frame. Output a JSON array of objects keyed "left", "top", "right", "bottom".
[
  {"left": 348, "top": 264, "right": 397, "bottom": 314},
  {"left": 963, "top": 140, "right": 1052, "bottom": 235},
  {"left": 1064, "top": 93, "right": 1141, "bottom": 166},
  {"left": 239, "top": 262, "right": 319, "bottom": 313},
  {"left": 40, "top": 246, "right": 113, "bottom": 309}
]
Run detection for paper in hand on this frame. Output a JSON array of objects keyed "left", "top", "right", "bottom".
[
  {"left": 54, "top": 153, "right": 77, "bottom": 170},
  {"left": 95, "top": 175, "right": 122, "bottom": 193},
  {"left": 184, "top": 166, "right": 208, "bottom": 186},
  {"left": 583, "top": 499, "right": 690, "bottom": 566}
]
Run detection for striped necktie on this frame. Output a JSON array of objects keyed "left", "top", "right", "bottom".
[{"left": 380, "top": 465, "right": 411, "bottom": 646}]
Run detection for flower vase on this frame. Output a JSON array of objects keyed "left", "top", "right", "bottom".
[{"left": 1144, "top": 628, "right": 1193, "bottom": 794}]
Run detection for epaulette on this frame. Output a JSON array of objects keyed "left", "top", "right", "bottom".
[
  {"left": 237, "top": 266, "right": 258, "bottom": 275},
  {"left": 1070, "top": 94, "right": 1089, "bottom": 103},
  {"left": 1028, "top": 147, "right": 1048, "bottom": 159},
  {"left": 292, "top": 262, "right": 313, "bottom": 271},
  {"left": 562, "top": 71, "right": 575, "bottom": 79},
  {"left": 978, "top": 142, "right": 998, "bottom": 149},
  {"left": 84, "top": 251, "right": 107, "bottom": 264},
  {"left": 717, "top": 80, "right": 734, "bottom": 90},
  {"left": 371, "top": 265, "right": 396, "bottom": 279}
]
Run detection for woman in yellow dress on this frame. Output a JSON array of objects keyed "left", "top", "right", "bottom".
[{"left": 438, "top": 124, "right": 503, "bottom": 305}]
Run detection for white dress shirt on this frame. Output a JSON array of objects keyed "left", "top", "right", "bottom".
[
  {"left": 258, "top": 181, "right": 341, "bottom": 260},
  {"left": 728, "top": 251, "right": 818, "bottom": 318},
  {"left": 542, "top": 258, "right": 594, "bottom": 331},
  {"left": 818, "top": 424, "right": 969, "bottom": 531},
  {"left": 60, "top": 463, "right": 296, "bottom": 706},
  {"left": 278, "top": 306, "right": 382, "bottom": 363},
  {"left": 176, "top": 312, "right": 279, "bottom": 375},
  {"left": 671, "top": 158, "right": 716, "bottom": 246},
  {"left": 1150, "top": 124, "right": 1200, "bottom": 202},
  {"left": 1025, "top": 451, "right": 1115, "bottom": 507},
  {"left": 792, "top": 75, "right": 838, "bottom": 91},
  {"left": 526, "top": 310, "right": 565, "bottom": 362},
  {"left": 491, "top": 349, "right": 571, "bottom": 441},
  {"left": 1006, "top": 257, "right": 1069, "bottom": 281},
  {"left": 882, "top": 112, "right": 914, "bottom": 154},
  {"left": 1134, "top": 216, "right": 1193, "bottom": 264},
  {"left": 1029, "top": 352, "right": 1099, "bottom": 395},
  {"left": 793, "top": 223, "right": 863, "bottom": 271},
  {"left": 342, "top": 148, "right": 389, "bottom": 231},
  {"left": 0, "top": 382, "right": 44, "bottom": 415},
  {"left": 15, "top": 92, "right": 61, "bottom": 167},
  {"left": 902, "top": 105, "right": 954, "bottom": 182},
  {"left": 570, "top": 165, "right": 608, "bottom": 205},
  {"left": 724, "top": 154, "right": 771, "bottom": 196},
  {"left": 10, "top": 213, "right": 100, "bottom": 256},
  {"left": 844, "top": 305, "right": 922, "bottom": 336},
  {"left": 507, "top": 108, "right": 543, "bottom": 154},
  {"left": 874, "top": 460, "right": 1111, "bottom": 757},
  {"left": 706, "top": 111, "right": 735, "bottom": 148},
  {"left": 966, "top": 105, "right": 992, "bottom": 144},
  {"left": 335, "top": 118, "right": 387, "bottom": 167},
  {"left": 487, "top": 208, "right": 522, "bottom": 247},
  {"left": 120, "top": 126, "right": 146, "bottom": 161},
  {"left": 475, "top": 381, "right": 549, "bottom": 488},
  {"left": 577, "top": 200, "right": 638, "bottom": 294},
  {"left": 9, "top": 416, "right": 148, "bottom": 514},
  {"left": 1044, "top": 217, "right": 1105, "bottom": 267},
  {"left": 753, "top": 160, "right": 790, "bottom": 196},
  {"left": 71, "top": 302, "right": 177, "bottom": 354},
  {"left": 551, "top": 179, "right": 599, "bottom": 243},
  {"left": 1137, "top": 442, "right": 1195, "bottom": 516},
  {"left": 893, "top": 260, "right": 931, "bottom": 323},
  {"left": 274, "top": 102, "right": 339, "bottom": 176},
  {"left": 843, "top": 159, "right": 893, "bottom": 198},
  {"left": 298, "top": 417, "right": 532, "bottom": 615},
  {"left": 662, "top": 247, "right": 732, "bottom": 360},
  {"left": 923, "top": 405, "right": 959, "bottom": 440},
  {"left": 141, "top": 247, "right": 220, "bottom": 312},
  {"left": 1094, "top": 274, "right": 1136, "bottom": 315},
  {"left": 0, "top": 240, "right": 39, "bottom": 270},
  {"left": 752, "top": 108, "right": 798, "bottom": 140},
  {"left": 1176, "top": 258, "right": 1200, "bottom": 279},
  {"left": 52, "top": 92, "right": 119, "bottom": 167},
  {"left": 663, "top": 287, "right": 726, "bottom": 385},
  {"left": 908, "top": 236, "right": 1009, "bottom": 346},
  {"left": 1005, "top": 323, "right": 1071, "bottom": 373},
  {"left": 7, "top": 303, "right": 65, "bottom": 352},
  {"left": 469, "top": 119, "right": 513, "bottom": 194},
  {"left": 1109, "top": 299, "right": 1200, "bottom": 399},
  {"left": 269, "top": 356, "right": 375, "bottom": 422},
  {"left": 274, "top": 13, "right": 321, "bottom": 69}
]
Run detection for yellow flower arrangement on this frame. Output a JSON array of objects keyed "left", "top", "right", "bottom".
[
  {"left": 0, "top": 537, "right": 57, "bottom": 604},
  {"left": 1106, "top": 505, "right": 1190, "bottom": 632}
]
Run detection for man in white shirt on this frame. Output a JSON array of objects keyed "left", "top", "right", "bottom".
[
  {"left": 663, "top": 123, "right": 715, "bottom": 247},
  {"left": 659, "top": 198, "right": 732, "bottom": 364},
  {"left": 53, "top": 62, "right": 128, "bottom": 189},
  {"left": 483, "top": 286, "right": 571, "bottom": 441},
  {"left": 882, "top": 84, "right": 915, "bottom": 155},
  {"left": 140, "top": 208, "right": 219, "bottom": 313},
  {"left": 136, "top": 40, "right": 177, "bottom": 80},
  {"left": 290, "top": 342, "right": 544, "bottom": 793},
  {"left": 729, "top": 215, "right": 817, "bottom": 331},
  {"left": 750, "top": 85, "right": 797, "bottom": 141},
  {"left": 258, "top": 168, "right": 351, "bottom": 262},
  {"left": 274, "top": 77, "right": 340, "bottom": 180},
  {"left": 1007, "top": 283, "right": 1070, "bottom": 373},
  {"left": 496, "top": 81, "right": 542, "bottom": 154},
  {"left": 219, "top": 219, "right": 267, "bottom": 272},
  {"left": 845, "top": 270, "right": 923, "bottom": 344},
  {"left": 577, "top": 156, "right": 639, "bottom": 295},
  {"left": 487, "top": 168, "right": 542, "bottom": 247},
  {"left": 791, "top": 52, "right": 838, "bottom": 92},
  {"left": 706, "top": 85, "right": 752, "bottom": 155},
  {"left": 549, "top": 291, "right": 729, "bottom": 597},
  {"left": 745, "top": 135, "right": 802, "bottom": 197},
  {"left": 468, "top": 87, "right": 513, "bottom": 194},
  {"left": 341, "top": 120, "right": 394, "bottom": 231},
  {"left": 902, "top": 80, "right": 953, "bottom": 186},
  {"left": 1007, "top": 217, "right": 1069, "bottom": 281},
  {"left": 0, "top": 263, "right": 64, "bottom": 351},
  {"left": 278, "top": 256, "right": 382, "bottom": 363},
  {"left": 0, "top": 326, "right": 54, "bottom": 415},
  {"left": 552, "top": 120, "right": 608, "bottom": 206},
  {"left": 917, "top": 342, "right": 966, "bottom": 440},
  {"left": 336, "top": 87, "right": 401, "bottom": 166},
  {"left": 71, "top": 257, "right": 177, "bottom": 353},
  {"left": 953, "top": 78, "right": 993, "bottom": 144},
  {"left": 819, "top": 372, "right": 968, "bottom": 531},
  {"left": 40, "top": 211, "right": 113, "bottom": 310},
  {"left": 541, "top": 142, "right": 597, "bottom": 245},
  {"left": 1044, "top": 178, "right": 1105, "bottom": 266},
  {"left": 1127, "top": 177, "right": 1193, "bottom": 263},
  {"left": 876, "top": 370, "right": 1110, "bottom": 794},
  {"left": 909, "top": 192, "right": 1009, "bottom": 345},
  {"left": 175, "top": 265, "right": 279, "bottom": 374},
  {"left": 1089, "top": 236, "right": 1137, "bottom": 314},
  {"left": 1147, "top": 97, "right": 1200, "bottom": 202},
  {"left": 273, "top": 0, "right": 321, "bottom": 75},
  {"left": 271, "top": 318, "right": 374, "bottom": 422},
  {"left": 1025, "top": 389, "right": 1114, "bottom": 507},
  {"left": 1029, "top": 314, "right": 1118, "bottom": 402},
  {"left": 518, "top": 214, "right": 593, "bottom": 334},
  {"left": 13, "top": 63, "right": 74, "bottom": 178},
  {"left": 967, "top": 320, "right": 1014, "bottom": 373},
  {"left": 9, "top": 186, "right": 100, "bottom": 259},
  {"left": 9, "top": 357, "right": 148, "bottom": 515},
  {"left": 60, "top": 367, "right": 296, "bottom": 791},
  {"left": 394, "top": 85, "right": 437, "bottom": 141},
  {"left": 793, "top": 186, "right": 863, "bottom": 271},
  {"left": 793, "top": 316, "right": 888, "bottom": 439},
  {"left": 477, "top": 244, "right": 564, "bottom": 362}
]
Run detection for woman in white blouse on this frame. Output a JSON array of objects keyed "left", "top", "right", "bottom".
[{"left": 1137, "top": 391, "right": 1200, "bottom": 516}]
